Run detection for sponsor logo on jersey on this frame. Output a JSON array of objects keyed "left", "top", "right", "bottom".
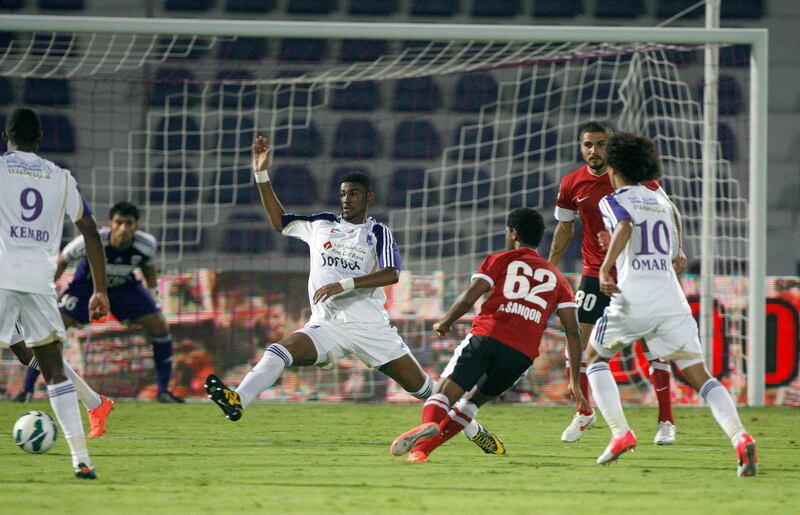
[{"left": 323, "top": 240, "right": 333, "bottom": 250}]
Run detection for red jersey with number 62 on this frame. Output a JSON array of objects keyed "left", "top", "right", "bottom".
[
  {"left": 470, "top": 247, "right": 576, "bottom": 360},
  {"left": 555, "top": 165, "right": 659, "bottom": 277}
]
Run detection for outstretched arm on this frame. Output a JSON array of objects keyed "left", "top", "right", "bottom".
[
  {"left": 432, "top": 278, "right": 491, "bottom": 337},
  {"left": 312, "top": 267, "right": 400, "bottom": 304},
  {"left": 251, "top": 135, "right": 287, "bottom": 232},
  {"left": 599, "top": 219, "right": 632, "bottom": 297},
  {"left": 75, "top": 216, "right": 109, "bottom": 320},
  {"left": 548, "top": 221, "right": 575, "bottom": 266}
]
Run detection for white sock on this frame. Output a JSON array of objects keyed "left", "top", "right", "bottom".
[
  {"left": 235, "top": 344, "right": 292, "bottom": 408},
  {"left": 47, "top": 380, "right": 91, "bottom": 468},
  {"left": 409, "top": 375, "right": 433, "bottom": 400},
  {"left": 30, "top": 358, "right": 102, "bottom": 410},
  {"left": 587, "top": 362, "right": 630, "bottom": 438},
  {"left": 463, "top": 419, "right": 480, "bottom": 439},
  {"left": 700, "top": 378, "right": 746, "bottom": 446}
]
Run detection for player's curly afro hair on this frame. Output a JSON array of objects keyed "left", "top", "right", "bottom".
[
  {"left": 606, "top": 132, "right": 661, "bottom": 184},
  {"left": 506, "top": 208, "right": 545, "bottom": 247}
]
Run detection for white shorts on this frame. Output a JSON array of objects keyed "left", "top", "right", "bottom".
[
  {"left": 297, "top": 318, "right": 411, "bottom": 368},
  {"left": 590, "top": 311, "right": 704, "bottom": 370},
  {"left": 0, "top": 289, "right": 66, "bottom": 348}
]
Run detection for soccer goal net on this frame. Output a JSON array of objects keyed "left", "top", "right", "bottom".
[{"left": 0, "top": 17, "right": 767, "bottom": 405}]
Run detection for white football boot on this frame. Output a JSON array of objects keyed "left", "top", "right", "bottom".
[
  {"left": 561, "top": 412, "right": 596, "bottom": 443},
  {"left": 653, "top": 421, "right": 676, "bottom": 445}
]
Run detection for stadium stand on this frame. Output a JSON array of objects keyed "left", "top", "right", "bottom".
[
  {"left": 150, "top": 68, "right": 198, "bottom": 107},
  {"left": 387, "top": 167, "right": 429, "bottom": 208},
  {"left": 450, "top": 122, "right": 495, "bottom": 161},
  {"left": 164, "top": 0, "right": 212, "bottom": 11},
  {"left": 272, "top": 119, "right": 323, "bottom": 157},
  {"left": 224, "top": 0, "right": 276, "bottom": 13},
  {"left": 594, "top": 0, "right": 644, "bottom": 18},
  {"left": 348, "top": 0, "right": 397, "bottom": 15},
  {"left": 286, "top": 0, "right": 337, "bottom": 15},
  {"left": 149, "top": 163, "right": 200, "bottom": 204},
  {"left": 721, "top": 0, "right": 765, "bottom": 19},
  {"left": 445, "top": 167, "right": 492, "bottom": 209},
  {"left": 0, "top": 77, "right": 14, "bottom": 105},
  {"left": 339, "top": 39, "right": 388, "bottom": 62},
  {"left": 209, "top": 70, "right": 257, "bottom": 109},
  {"left": 331, "top": 119, "right": 381, "bottom": 159},
  {"left": 453, "top": 73, "right": 499, "bottom": 113},
  {"left": 38, "top": 114, "right": 75, "bottom": 153},
  {"left": 221, "top": 213, "right": 273, "bottom": 254},
  {"left": 278, "top": 38, "right": 327, "bottom": 62},
  {"left": 392, "top": 120, "right": 441, "bottom": 159},
  {"left": 270, "top": 165, "right": 319, "bottom": 205},
  {"left": 217, "top": 37, "right": 269, "bottom": 60},
  {"left": 216, "top": 115, "right": 256, "bottom": 155},
  {"left": 507, "top": 173, "right": 558, "bottom": 209},
  {"left": 330, "top": 81, "right": 380, "bottom": 111},
  {"left": 471, "top": 0, "right": 521, "bottom": 17},
  {"left": 532, "top": 0, "right": 583, "bottom": 17},
  {"left": 513, "top": 121, "right": 558, "bottom": 161},
  {"left": 24, "top": 78, "right": 71, "bottom": 106},
  {"left": 38, "top": 0, "right": 84, "bottom": 9},
  {"left": 151, "top": 116, "right": 202, "bottom": 152},
  {"left": 392, "top": 77, "right": 442, "bottom": 112},
  {"left": 656, "top": 0, "right": 703, "bottom": 19},
  {"left": 410, "top": 0, "right": 459, "bottom": 17},
  {"left": 209, "top": 166, "right": 256, "bottom": 205}
]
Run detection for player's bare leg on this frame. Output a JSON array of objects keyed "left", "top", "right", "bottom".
[
  {"left": 643, "top": 343, "right": 676, "bottom": 444},
  {"left": 680, "top": 363, "right": 757, "bottom": 477},
  {"left": 561, "top": 323, "right": 596, "bottom": 443},
  {"left": 206, "top": 332, "right": 318, "bottom": 421},
  {"left": 138, "top": 312, "right": 183, "bottom": 403},
  {"left": 585, "top": 346, "right": 637, "bottom": 465},
  {"left": 378, "top": 354, "right": 433, "bottom": 400},
  {"left": 10, "top": 338, "right": 112, "bottom": 438},
  {"left": 33, "top": 341, "right": 96, "bottom": 479},
  {"left": 435, "top": 382, "right": 505, "bottom": 455}
]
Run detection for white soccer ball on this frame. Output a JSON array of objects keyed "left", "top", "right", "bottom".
[{"left": 12, "top": 411, "right": 58, "bottom": 454}]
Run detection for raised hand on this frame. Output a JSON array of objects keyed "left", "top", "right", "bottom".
[{"left": 252, "top": 135, "right": 272, "bottom": 172}]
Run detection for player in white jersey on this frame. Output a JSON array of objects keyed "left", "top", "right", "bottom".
[
  {"left": 582, "top": 132, "right": 757, "bottom": 477},
  {"left": 204, "top": 136, "right": 502, "bottom": 454},
  {"left": 0, "top": 107, "right": 110, "bottom": 479}
]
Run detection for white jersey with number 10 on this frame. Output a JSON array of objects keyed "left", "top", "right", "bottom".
[{"left": 598, "top": 184, "right": 689, "bottom": 318}]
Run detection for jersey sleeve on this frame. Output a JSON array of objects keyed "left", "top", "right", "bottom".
[
  {"left": 64, "top": 172, "right": 92, "bottom": 223},
  {"left": 554, "top": 176, "right": 578, "bottom": 222},
  {"left": 471, "top": 254, "right": 499, "bottom": 289},
  {"left": 281, "top": 214, "right": 314, "bottom": 242},
  {"left": 371, "top": 223, "right": 402, "bottom": 270},
  {"left": 133, "top": 231, "right": 158, "bottom": 262},
  {"left": 61, "top": 234, "right": 87, "bottom": 263},
  {"left": 598, "top": 193, "right": 631, "bottom": 229},
  {"left": 555, "top": 271, "right": 577, "bottom": 309}
]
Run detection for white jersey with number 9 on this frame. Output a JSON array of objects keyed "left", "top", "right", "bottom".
[{"left": 0, "top": 151, "right": 89, "bottom": 295}]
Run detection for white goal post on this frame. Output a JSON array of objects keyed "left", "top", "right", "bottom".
[{"left": 0, "top": 15, "right": 768, "bottom": 406}]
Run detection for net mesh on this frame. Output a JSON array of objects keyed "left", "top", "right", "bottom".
[{"left": 0, "top": 29, "right": 753, "bottom": 403}]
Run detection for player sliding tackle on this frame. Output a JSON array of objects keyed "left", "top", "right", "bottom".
[
  {"left": 584, "top": 132, "right": 757, "bottom": 476},
  {"left": 205, "top": 136, "right": 503, "bottom": 455},
  {"left": 390, "top": 208, "right": 586, "bottom": 463}
]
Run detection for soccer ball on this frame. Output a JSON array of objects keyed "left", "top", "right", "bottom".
[{"left": 12, "top": 411, "right": 58, "bottom": 454}]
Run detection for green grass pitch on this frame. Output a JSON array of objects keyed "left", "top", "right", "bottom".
[{"left": 1, "top": 402, "right": 798, "bottom": 514}]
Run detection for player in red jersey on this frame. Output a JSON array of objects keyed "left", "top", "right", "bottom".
[
  {"left": 548, "top": 121, "right": 687, "bottom": 445},
  {"left": 389, "top": 208, "right": 586, "bottom": 462}
]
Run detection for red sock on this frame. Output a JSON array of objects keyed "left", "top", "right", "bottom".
[
  {"left": 577, "top": 364, "right": 593, "bottom": 416},
  {"left": 650, "top": 361, "right": 674, "bottom": 423},
  {"left": 414, "top": 406, "right": 471, "bottom": 456},
  {"left": 421, "top": 393, "right": 449, "bottom": 424},
  {"left": 412, "top": 394, "right": 451, "bottom": 454}
]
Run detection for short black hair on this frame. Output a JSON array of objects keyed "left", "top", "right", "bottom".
[
  {"left": 606, "top": 132, "right": 661, "bottom": 184},
  {"left": 506, "top": 208, "right": 545, "bottom": 247},
  {"left": 579, "top": 120, "right": 613, "bottom": 138},
  {"left": 5, "top": 107, "right": 42, "bottom": 148},
  {"left": 109, "top": 201, "right": 140, "bottom": 221},
  {"left": 340, "top": 171, "right": 372, "bottom": 193}
]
